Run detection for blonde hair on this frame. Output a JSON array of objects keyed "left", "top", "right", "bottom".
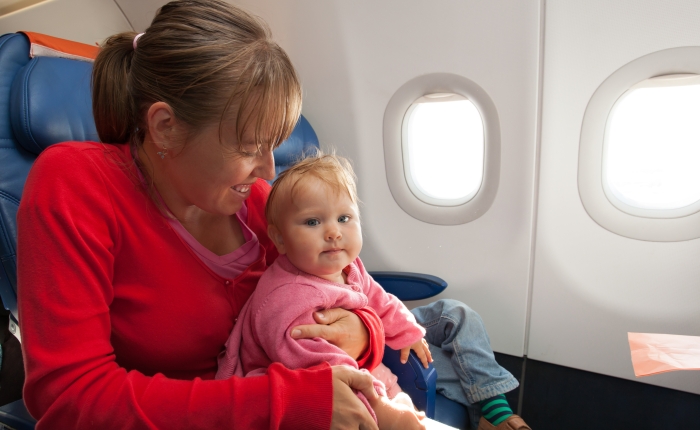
[
  {"left": 266, "top": 151, "right": 359, "bottom": 227},
  {"left": 92, "top": 0, "right": 301, "bottom": 152}
]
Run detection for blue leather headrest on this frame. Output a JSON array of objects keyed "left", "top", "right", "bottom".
[
  {"left": 275, "top": 115, "right": 319, "bottom": 164},
  {"left": 274, "top": 114, "right": 319, "bottom": 178},
  {"left": 10, "top": 56, "right": 98, "bottom": 155},
  {"left": 0, "top": 34, "right": 30, "bottom": 146}
]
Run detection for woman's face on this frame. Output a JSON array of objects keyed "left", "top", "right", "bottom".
[{"left": 162, "top": 117, "right": 276, "bottom": 216}]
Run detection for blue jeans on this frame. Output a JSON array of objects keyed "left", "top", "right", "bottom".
[{"left": 411, "top": 299, "right": 519, "bottom": 429}]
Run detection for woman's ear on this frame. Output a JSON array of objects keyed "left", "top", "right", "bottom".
[
  {"left": 146, "top": 102, "right": 177, "bottom": 151},
  {"left": 267, "top": 225, "right": 286, "bottom": 254}
]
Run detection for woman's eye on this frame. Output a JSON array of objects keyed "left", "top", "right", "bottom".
[
  {"left": 338, "top": 215, "right": 350, "bottom": 223},
  {"left": 305, "top": 219, "right": 320, "bottom": 226},
  {"left": 241, "top": 149, "right": 258, "bottom": 157},
  {"left": 240, "top": 144, "right": 261, "bottom": 157}
]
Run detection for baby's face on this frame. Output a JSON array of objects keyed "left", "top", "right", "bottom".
[{"left": 271, "top": 176, "right": 362, "bottom": 283}]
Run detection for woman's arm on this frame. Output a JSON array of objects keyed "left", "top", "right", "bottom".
[{"left": 291, "top": 307, "right": 383, "bottom": 365}]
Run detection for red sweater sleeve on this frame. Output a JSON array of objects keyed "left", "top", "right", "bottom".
[
  {"left": 353, "top": 307, "right": 385, "bottom": 372},
  {"left": 17, "top": 144, "right": 332, "bottom": 429}
]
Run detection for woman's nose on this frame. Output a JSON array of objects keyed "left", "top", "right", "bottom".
[{"left": 255, "top": 147, "right": 276, "bottom": 181}]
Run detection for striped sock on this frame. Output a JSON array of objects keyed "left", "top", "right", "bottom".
[{"left": 479, "top": 394, "right": 513, "bottom": 426}]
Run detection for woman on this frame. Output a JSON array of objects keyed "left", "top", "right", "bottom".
[
  {"left": 18, "top": 1, "right": 527, "bottom": 429},
  {"left": 18, "top": 1, "right": 382, "bottom": 428}
]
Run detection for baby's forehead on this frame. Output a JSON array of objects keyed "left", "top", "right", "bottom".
[{"left": 289, "top": 174, "right": 352, "bottom": 200}]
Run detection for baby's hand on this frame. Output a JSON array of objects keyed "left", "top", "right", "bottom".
[{"left": 400, "top": 338, "right": 433, "bottom": 369}]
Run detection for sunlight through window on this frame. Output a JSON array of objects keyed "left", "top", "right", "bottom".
[
  {"left": 403, "top": 94, "right": 484, "bottom": 206},
  {"left": 605, "top": 75, "right": 700, "bottom": 211}
]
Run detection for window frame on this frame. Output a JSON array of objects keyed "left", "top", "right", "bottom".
[
  {"left": 383, "top": 73, "right": 500, "bottom": 225},
  {"left": 578, "top": 47, "right": 700, "bottom": 241}
]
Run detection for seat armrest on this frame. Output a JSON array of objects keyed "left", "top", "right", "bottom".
[
  {"left": 370, "top": 272, "right": 447, "bottom": 301},
  {"left": 382, "top": 346, "right": 437, "bottom": 418}
]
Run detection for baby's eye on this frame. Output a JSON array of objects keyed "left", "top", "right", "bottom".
[
  {"left": 338, "top": 215, "right": 350, "bottom": 223},
  {"left": 305, "top": 219, "right": 320, "bottom": 226}
]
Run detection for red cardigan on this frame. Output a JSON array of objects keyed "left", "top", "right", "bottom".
[{"left": 17, "top": 142, "right": 382, "bottom": 429}]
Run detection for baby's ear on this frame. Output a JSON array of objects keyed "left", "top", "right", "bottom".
[{"left": 267, "top": 225, "right": 286, "bottom": 254}]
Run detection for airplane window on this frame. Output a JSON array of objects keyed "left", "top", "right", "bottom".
[
  {"left": 578, "top": 47, "right": 700, "bottom": 241},
  {"left": 403, "top": 93, "right": 484, "bottom": 206},
  {"left": 604, "top": 74, "right": 700, "bottom": 214},
  {"left": 383, "top": 73, "right": 500, "bottom": 225}
]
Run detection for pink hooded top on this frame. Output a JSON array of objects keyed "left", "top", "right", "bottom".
[{"left": 215, "top": 255, "right": 425, "bottom": 413}]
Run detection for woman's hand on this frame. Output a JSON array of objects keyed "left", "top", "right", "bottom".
[
  {"left": 291, "top": 308, "right": 369, "bottom": 360},
  {"left": 331, "top": 366, "right": 380, "bottom": 430}
]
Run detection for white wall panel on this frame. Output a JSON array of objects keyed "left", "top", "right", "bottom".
[
  {"left": 0, "top": 0, "right": 131, "bottom": 45},
  {"left": 114, "top": 0, "right": 164, "bottom": 33},
  {"left": 232, "top": 0, "right": 542, "bottom": 356},
  {"left": 530, "top": 0, "right": 700, "bottom": 394}
]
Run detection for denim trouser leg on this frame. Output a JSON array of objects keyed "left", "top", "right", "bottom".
[{"left": 411, "top": 299, "right": 519, "bottom": 429}]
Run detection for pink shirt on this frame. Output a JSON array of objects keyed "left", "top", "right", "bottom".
[
  {"left": 215, "top": 255, "right": 425, "bottom": 413},
  {"left": 166, "top": 204, "right": 260, "bottom": 280},
  {"left": 216, "top": 255, "right": 425, "bottom": 378}
]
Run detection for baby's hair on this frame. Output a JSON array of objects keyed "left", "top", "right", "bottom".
[{"left": 266, "top": 150, "right": 358, "bottom": 227}]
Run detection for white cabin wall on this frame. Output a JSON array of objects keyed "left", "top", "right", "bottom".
[
  {"left": 230, "top": 0, "right": 542, "bottom": 357},
  {"left": 113, "top": 0, "right": 162, "bottom": 33},
  {"left": 0, "top": 0, "right": 131, "bottom": 45},
  {"left": 530, "top": 0, "right": 700, "bottom": 394}
]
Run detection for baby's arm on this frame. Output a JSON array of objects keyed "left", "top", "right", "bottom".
[{"left": 355, "top": 260, "right": 427, "bottom": 348}]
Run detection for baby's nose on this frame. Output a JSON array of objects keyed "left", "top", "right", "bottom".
[{"left": 326, "top": 225, "right": 342, "bottom": 240}]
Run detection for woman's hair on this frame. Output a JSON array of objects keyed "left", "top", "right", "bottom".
[
  {"left": 92, "top": 0, "right": 301, "bottom": 151},
  {"left": 266, "top": 150, "right": 359, "bottom": 228}
]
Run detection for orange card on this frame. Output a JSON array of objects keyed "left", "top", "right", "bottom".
[{"left": 628, "top": 332, "right": 700, "bottom": 377}]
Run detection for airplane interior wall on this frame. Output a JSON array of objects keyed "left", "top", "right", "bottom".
[
  {"left": 531, "top": 0, "right": 700, "bottom": 395},
  {"left": 0, "top": 0, "right": 131, "bottom": 45}
]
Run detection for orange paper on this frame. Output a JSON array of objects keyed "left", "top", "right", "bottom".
[{"left": 628, "top": 332, "right": 700, "bottom": 377}]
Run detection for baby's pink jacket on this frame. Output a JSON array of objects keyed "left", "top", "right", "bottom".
[{"left": 215, "top": 255, "right": 425, "bottom": 410}]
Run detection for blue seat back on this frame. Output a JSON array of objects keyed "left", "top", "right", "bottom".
[
  {"left": 0, "top": 33, "right": 36, "bottom": 318},
  {"left": 0, "top": 32, "right": 319, "bottom": 318}
]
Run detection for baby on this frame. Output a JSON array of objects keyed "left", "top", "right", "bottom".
[{"left": 216, "top": 152, "right": 431, "bottom": 429}]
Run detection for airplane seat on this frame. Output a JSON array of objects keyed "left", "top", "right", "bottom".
[
  {"left": 269, "top": 113, "right": 318, "bottom": 181},
  {"left": 0, "top": 31, "right": 465, "bottom": 429}
]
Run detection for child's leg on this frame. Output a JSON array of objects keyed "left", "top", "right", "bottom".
[{"left": 411, "top": 299, "right": 520, "bottom": 429}]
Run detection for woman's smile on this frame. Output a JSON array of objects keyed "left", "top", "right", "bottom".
[{"left": 230, "top": 183, "right": 253, "bottom": 198}]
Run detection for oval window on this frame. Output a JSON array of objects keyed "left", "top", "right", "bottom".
[
  {"left": 402, "top": 93, "right": 485, "bottom": 206},
  {"left": 603, "top": 74, "right": 700, "bottom": 217}
]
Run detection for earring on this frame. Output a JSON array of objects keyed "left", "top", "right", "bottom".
[{"left": 157, "top": 145, "right": 168, "bottom": 159}]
